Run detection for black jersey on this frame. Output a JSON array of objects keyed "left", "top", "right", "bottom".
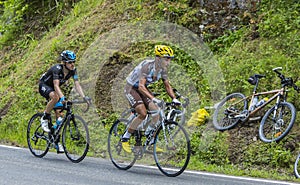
[{"left": 39, "top": 64, "right": 78, "bottom": 87}]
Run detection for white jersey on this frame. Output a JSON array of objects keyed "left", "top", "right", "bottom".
[{"left": 126, "top": 59, "right": 168, "bottom": 88}]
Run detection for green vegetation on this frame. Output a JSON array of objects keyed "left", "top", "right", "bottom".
[{"left": 0, "top": 0, "right": 300, "bottom": 182}]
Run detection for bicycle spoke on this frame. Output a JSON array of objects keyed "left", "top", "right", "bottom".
[
  {"left": 154, "top": 121, "right": 190, "bottom": 177},
  {"left": 213, "top": 93, "right": 247, "bottom": 130},
  {"left": 62, "top": 115, "right": 89, "bottom": 163},
  {"left": 108, "top": 119, "right": 137, "bottom": 170},
  {"left": 27, "top": 113, "right": 49, "bottom": 158},
  {"left": 259, "top": 102, "right": 296, "bottom": 142}
]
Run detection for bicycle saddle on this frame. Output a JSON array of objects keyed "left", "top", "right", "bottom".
[
  {"left": 254, "top": 74, "right": 266, "bottom": 79},
  {"left": 248, "top": 74, "right": 265, "bottom": 85}
]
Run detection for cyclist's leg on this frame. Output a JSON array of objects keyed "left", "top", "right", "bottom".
[
  {"left": 122, "top": 87, "right": 147, "bottom": 152},
  {"left": 124, "top": 86, "right": 147, "bottom": 134},
  {"left": 39, "top": 83, "right": 59, "bottom": 132}
]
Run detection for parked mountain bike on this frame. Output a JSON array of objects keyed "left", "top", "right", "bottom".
[
  {"left": 27, "top": 99, "right": 90, "bottom": 163},
  {"left": 213, "top": 67, "right": 299, "bottom": 143},
  {"left": 108, "top": 101, "right": 191, "bottom": 177}
]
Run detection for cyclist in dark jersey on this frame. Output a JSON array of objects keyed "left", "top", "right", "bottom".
[
  {"left": 39, "top": 50, "right": 90, "bottom": 152},
  {"left": 121, "top": 45, "right": 181, "bottom": 153}
]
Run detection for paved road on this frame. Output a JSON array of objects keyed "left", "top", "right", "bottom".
[{"left": 0, "top": 145, "right": 298, "bottom": 185}]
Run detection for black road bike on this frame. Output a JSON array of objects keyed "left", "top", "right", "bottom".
[{"left": 27, "top": 100, "right": 90, "bottom": 163}]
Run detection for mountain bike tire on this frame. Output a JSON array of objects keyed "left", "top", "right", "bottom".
[
  {"left": 62, "top": 115, "right": 89, "bottom": 163},
  {"left": 27, "top": 113, "right": 50, "bottom": 158},
  {"left": 259, "top": 102, "right": 296, "bottom": 143},
  {"left": 154, "top": 121, "right": 191, "bottom": 177},
  {"left": 213, "top": 93, "right": 247, "bottom": 130},
  {"left": 108, "top": 119, "right": 137, "bottom": 170}
]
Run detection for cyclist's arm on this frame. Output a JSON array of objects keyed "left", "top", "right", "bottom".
[
  {"left": 74, "top": 80, "right": 86, "bottom": 98},
  {"left": 163, "top": 79, "right": 176, "bottom": 99},
  {"left": 138, "top": 78, "right": 155, "bottom": 99},
  {"left": 53, "top": 79, "right": 64, "bottom": 98}
]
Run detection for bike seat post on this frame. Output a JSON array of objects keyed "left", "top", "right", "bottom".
[{"left": 253, "top": 79, "right": 259, "bottom": 94}]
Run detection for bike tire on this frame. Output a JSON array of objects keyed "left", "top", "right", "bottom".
[
  {"left": 108, "top": 119, "right": 137, "bottom": 170},
  {"left": 154, "top": 121, "right": 191, "bottom": 177},
  {"left": 259, "top": 102, "right": 296, "bottom": 143},
  {"left": 27, "top": 113, "right": 49, "bottom": 158},
  {"left": 62, "top": 115, "right": 89, "bottom": 163},
  {"left": 294, "top": 153, "right": 300, "bottom": 178},
  {"left": 213, "top": 93, "right": 247, "bottom": 131}
]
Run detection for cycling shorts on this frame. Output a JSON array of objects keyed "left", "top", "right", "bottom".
[
  {"left": 39, "top": 82, "right": 54, "bottom": 100},
  {"left": 124, "top": 84, "right": 151, "bottom": 108}
]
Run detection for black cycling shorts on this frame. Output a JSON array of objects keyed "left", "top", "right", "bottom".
[{"left": 39, "top": 82, "right": 54, "bottom": 100}]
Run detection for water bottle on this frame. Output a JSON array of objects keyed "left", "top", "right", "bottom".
[
  {"left": 256, "top": 97, "right": 268, "bottom": 107},
  {"left": 250, "top": 96, "right": 258, "bottom": 111},
  {"left": 53, "top": 117, "right": 63, "bottom": 129}
]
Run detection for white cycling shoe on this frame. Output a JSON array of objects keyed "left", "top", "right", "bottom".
[
  {"left": 56, "top": 143, "right": 64, "bottom": 154},
  {"left": 40, "top": 117, "right": 50, "bottom": 132}
]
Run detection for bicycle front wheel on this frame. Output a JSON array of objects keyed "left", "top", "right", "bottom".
[
  {"left": 213, "top": 93, "right": 247, "bottom": 130},
  {"left": 154, "top": 121, "right": 191, "bottom": 177},
  {"left": 294, "top": 154, "right": 300, "bottom": 178},
  {"left": 259, "top": 102, "right": 296, "bottom": 143},
  {"left": 108, "top": 119, "right": 137, "bottom": 170},
  {"left": 62, "top": 115, "right": 89, "bottom": 163},
  {"left": 27, "top": 113, "right": 49, "bottom": 158}
]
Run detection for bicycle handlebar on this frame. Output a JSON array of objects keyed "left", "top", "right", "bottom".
[
  {"left": 173, "top": 88, "right": 189, "bottom": 108},
  {"left": 272, "top": 67, "right": 300, "bottom": 92},
  {"left": 60, "top": 99, "right": 91, "bottom": 113}
]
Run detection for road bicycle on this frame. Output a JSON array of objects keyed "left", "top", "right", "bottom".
[
  {"left": 213, "top": 67, "right": 299, "bottom": 143},
  {"left": 107, "top": 101, "right": 191, "bottom": 177},
  {"left": 27, "top": 99, "right": 90, "bottom": 163},
  {"left": 294, "top": 152, "right": 300, "bottom": 178}
]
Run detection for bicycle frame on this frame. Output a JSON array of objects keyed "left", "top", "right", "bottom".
[
  {"left": 48, "top": 100, "right": 88, "bottom": 146},
  {"left": 247, "top": 88, "right": 285, "bottom": 116}
]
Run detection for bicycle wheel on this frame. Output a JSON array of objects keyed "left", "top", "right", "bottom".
[
  {"left": 154, "top": 121, "right": 190, "bottom": 177},
  {"left": 294, "top": 153, "right": 300, "bottom": 178},
  {"left": 62, "top": 115, "right": 89, "bottom": 163},
  {"left": 27, "top": 113, "right": 49, "bottom": 158},
  {"left": 259, "top": 102, "right": 296, "bottom": 143},
  {"left": 213, "top": 93, "right": 247, "bottom": 130},
  {"left": 108, "top": 119, "right": 137, "bottom": 170}
]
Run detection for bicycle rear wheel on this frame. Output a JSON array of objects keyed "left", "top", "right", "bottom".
[
  {"left": 27, "top": 113, "right": 49, "bottom": 157},
  {"left": 154, "top": 121, "right": 190, "bottom": 177},
  {"left": 62, "top": 115, "right": 89, "bottom": 163},
  {"left": 108, "top": 119, "right": 137, "bottom": 170},
  {"left": 294, "top": 153, "right": 300, "bottom": 178},
  {"left": 259, "top": 102, "right": 296, "bottom": 143},
  {"left": 213, "top": 93, "right": 247, "bottom": 130}
]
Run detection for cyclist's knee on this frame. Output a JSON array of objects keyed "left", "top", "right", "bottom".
[
  {"left": 137, "top": 112, "right": 147, "bottom": 120},
  {"left": 49, "top": 92, "right": 59, "bottom": 102}
]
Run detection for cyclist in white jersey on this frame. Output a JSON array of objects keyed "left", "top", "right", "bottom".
[{"left": 122, "top": 45, "right": 181, "bottom": 153}]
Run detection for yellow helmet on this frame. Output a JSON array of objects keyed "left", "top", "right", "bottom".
[{"left": 155, "top": 45, "right": 174, "bottom": 58}]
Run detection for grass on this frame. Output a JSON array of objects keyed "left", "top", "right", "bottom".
[{"left": 1, "top": 0, "right": 300, "bottom": 182}]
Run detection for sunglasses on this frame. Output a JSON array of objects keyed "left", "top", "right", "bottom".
[{"left": 66, "top": 60, "right": 75, "bottom": 64}]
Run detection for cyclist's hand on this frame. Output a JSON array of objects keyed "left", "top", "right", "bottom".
[
  {"left": 83, "top": 96, "right": 92, "bottom": 105},
  {"left": 172, "top": 98, "right": 181, "bottom": 106},
  {"left": 152, "top": 98, "right": 163, "bottom": 107},
  {"left": 54, "top": 96, "right": 65, "bottom": 108}
]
